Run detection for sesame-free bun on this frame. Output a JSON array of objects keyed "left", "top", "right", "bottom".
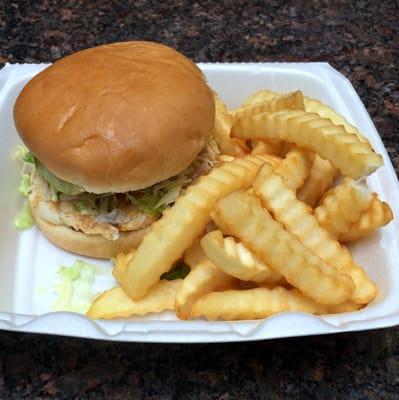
[
  {"left": 14, "top": 41, "right": 215, "bottom": 193},
  {"left": 31, "top": 205, "right": 150, "bottom": 258}
]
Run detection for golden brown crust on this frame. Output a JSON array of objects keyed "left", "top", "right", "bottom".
[
  {"left": 14, "top": 41, "right": 215, "bottom": 193},
  {"left": 31, "top": 205, "right": 150, "bottom": 259}
]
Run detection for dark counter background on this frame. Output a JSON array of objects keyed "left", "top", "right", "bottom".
[{"left": 0, "top": 1, "right": 398, "bottom": 399}]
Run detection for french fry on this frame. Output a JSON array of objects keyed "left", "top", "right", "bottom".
[
  {"left": 339, "top": 194, "right": 393, "bottom": 242},
  {"left": 191, "top": 287, "right": 327, "bottom": 321},
  {"left": 233, "top": 91, "right": 305, "bottom": 120},
  {"left": 230, "top": 89, "right": 280, "bottom": 116},
  {"left": 183, "top": 238, "right": 206, "bottom": 269},
  {"left": 240, "top": 89, "right": 369, "bottom": 145},
  {"left": 200, "top": 230, "right": 282, "bottom": 283},
  {"left": 211, "top": 190, "right": 354, "bottom": 305},
  {"left": 213, "top": 94, "right": 248, "bottom": 156},
  {"left": 253, "top": 153, "right": 282, "bottom": 167},
  {"left": 239, "top": 90, "right": 368, "bottom": 143},
  {"left": 328, "top": 301, "right": 363, "bottom": 314},
  {"left": 217, "top": 154, "right": 235, "bottom": 162},
  {"left": 112, "top": 251, "right": 135, "bottom": 282},
  {"left": 297, "top": 155, "right": 339, "bottom": 208},
  {"left": 315, "top": 178, "right": 373, "bottom": 239},
  {"left": 119, "top": 156, "right": 268, "bottom": 300},
  {"left": 87, "top": 280, "right": 182, "bottom": 319},
  {"left": 251, "top": 140, "right": 282, "bottom": 157},
  {"left": 232, "top": 110, "right": 383, "bottom": 178},
  {"left": 254, "top": 164, "right": 376, "bottom": 303},
  {"left": 280, "top": 142, "right": 298, "bottom": 156},
  {"left": 274, "top": 146, "right": 313, "bottom": 191},
  {"left": 303, "top": 96, "right": 369, "bottom": 144},
  {"left": 175, "top": 259, "right": 235, "bottom": 320},
  {"left": 241, "top": 89, "right": 279, "bottom": 107},
  {"left": 238, "top": 92, "right": 304, "bottom": 158}
]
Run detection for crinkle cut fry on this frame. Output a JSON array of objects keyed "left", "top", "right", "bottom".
[
  {"left": 314, "top": 178, "right": 373, "bottom": 239},
  {"left": 119, "top": 155, "right": 268, "bottom": 300},
  {"left": 274, "top": 146, "right": 313, "bottom": 191},
  {"left": 232, "top": 110, "right": 383, "bottom": 178},
  {"left": 297, "top": 154, "right": 339, "bottom": 208},
  {"left": 175, "top": 258, "right": 235, "bottom": 320},
  {"left": 251, "top": 139, "right": 282, "bottom": 157},
  {"left": 191, "top": 287, "right": 327, "bottom": 321},
  {"left": 87, "top": 280, "right": 182, "bottom": 319},
  {"left": 200, "top": 230, "right": 282, "bottom": 283},
  {"left": 211, "top": 190, "right": 354, "bottom": 305},
  {"left": 238, "top": 92, "right": 305, "bottom": 158},
  {"left": 239, "top": 89, "right": 369, "bottom": 144},
  {"left": 303, "top": 96, "right": 369, "bottom": 144},
  {"left": 241, "top": 89, "right": 279, "bottom": 107},
  {"left": 339, "top": 194, "right": 393, "bottom": 242},
  {"left": 254, "top": 163, "right": 376, "bottom": 304},
  {"left": 183, "top": 238, "right": 206, "bottom": 269},
  {"left": 213, "top": 94, "right": 248, "bottom": 156},
  {"left": 113, "top": 251, "right": 134, "bottom": 282},
  {"left": 252, "top": 153, "right": 282, "bottom": 168},
  {"left": 233, "top": 90, "right": 305, "bottom": 120}
]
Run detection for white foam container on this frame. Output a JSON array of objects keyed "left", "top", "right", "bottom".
[{"left": 0, "top": 63, "right": 398, "bottom": 343}]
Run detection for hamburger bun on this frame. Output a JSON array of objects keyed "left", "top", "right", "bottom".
[
  {"left": 31, "top": 205, "right": 150, "bottom": 258},
  {"left": 14, "top": 41, "right": 215, "bottom": 193}
]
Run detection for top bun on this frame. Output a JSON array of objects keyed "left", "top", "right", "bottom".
[{"left": 14, "top": 41, "right": 215, "bottom": 193}]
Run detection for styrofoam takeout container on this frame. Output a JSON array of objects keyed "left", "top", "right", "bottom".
[{"left": 0, "top": 63, "right": 398, "bottom": 343}]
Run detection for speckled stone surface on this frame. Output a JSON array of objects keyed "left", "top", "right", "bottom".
[{"left": 0, "top": 1, "right": 398, "bottom": 399}]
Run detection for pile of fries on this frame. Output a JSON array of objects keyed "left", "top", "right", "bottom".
[{"left": 87, "top": 89, "right": 393, "bottom": 321}]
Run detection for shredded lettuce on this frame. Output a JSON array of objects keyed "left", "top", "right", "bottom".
[
  {"left": 13, "top": 145, "right": 35, "bottom": 166},
  {"left": 53, "top": 275, "right": 73, "bottom": 311},
  {"left": 72, "top": 200, "right": 98, "bottom": 215},
  {"left": 49, "top": 186, "right": 59, "bottom": 201},
  {"left": 72, "top": 201, "right": 87, "bottom": 213},
  {"left": 35, "top": 159, "right": 84, "bottom": 196},
  {"left": 70, "top": 195, "right": 101, "bottom": 215},
  {"left": 53, "top": 260, "right": 98, "bottom": 314},
  {"left": 124, "top": 139, "right": 220, "bottom": 216},
  {"left": 14, "top": 146, "right": 35, "bottom": 229},
  {"left": 126, "top": 178, "right": 188, "bottom": 216},
  {"left": 126, "top": 192, "right": 164, "bottom": 216},
  {"left": 65, "top": 193, "right": 118, "bottom": 216},
  {"left": 13, "top": 145, "right": 31, "bottom": 162},
  {"left": 13, "top": 145, "right": 26, "bottom": 160},
  {"left": 99, "top": 195, "right": 118, "bottom": 214},
  {"left": 59, "top": 264, "right": 82, "bottom": 281},
  {"left": 14, "top": 202, "right": 34, "bottom": 229},
  {"left": 15, "top": 145, "right": 34, "bottom": 198},
  {"left": 23, "top": 151, "right": 35, "bottom": 164},
  {"left": 155, "top": 184, "right": 182, "bottom": 209},
  {"left": 161, "top": 262, "right": 190, "bottom": 280},
  {"left": 15, "top": 145, "right": 84, "bottom": 197},
  {"left": 18, "top": 174, "right": 30, "bottom": 197}
]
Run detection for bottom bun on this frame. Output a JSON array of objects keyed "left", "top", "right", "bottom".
[{"left": 31, "top": 207, "right": 150, "bottom": 259}]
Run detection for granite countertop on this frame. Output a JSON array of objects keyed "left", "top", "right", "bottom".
[{"left": 0, "top": 1, "right": 398, "bottom": 398}]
